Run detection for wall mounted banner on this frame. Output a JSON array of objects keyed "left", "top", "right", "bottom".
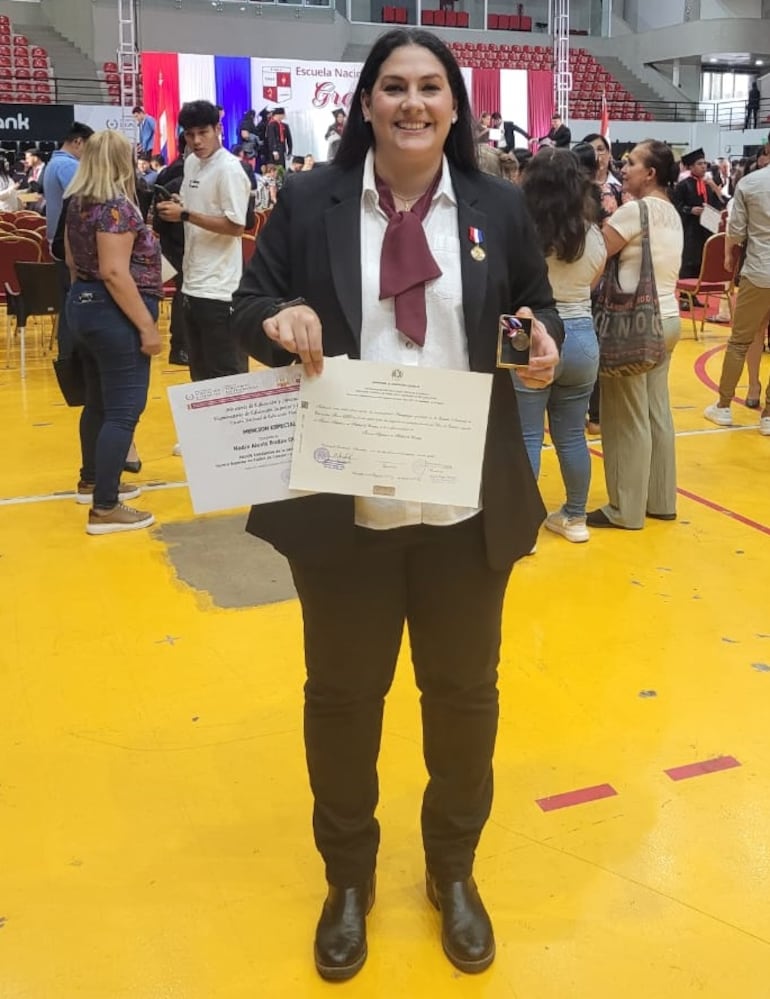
[
  {"left": 139, "top": 52, "right": 545, "bottom": 160},
  {"left": 0, "top": 103, "right": 73, "bottom": 140}
]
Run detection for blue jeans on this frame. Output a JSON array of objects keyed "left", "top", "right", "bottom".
[
  {"left": 67, "top": 281, "right": 157, "bottom": 509},
  {"left": 513, "top": 316, "right": 600, "bottom": 518}
]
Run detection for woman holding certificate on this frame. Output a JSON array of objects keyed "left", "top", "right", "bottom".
[{"left": 233, "top": 29, "right": 562, "bottom": 982}]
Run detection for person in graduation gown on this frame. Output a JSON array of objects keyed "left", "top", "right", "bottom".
[
  {"left": 265, "top": 107, "right": 293, "bottom": 168},
  {"left": 231, "top": 27, "right": 562, "bottom": 985},
  {"left": 673, "top": 148, "right": 727, "bottom": 301}
]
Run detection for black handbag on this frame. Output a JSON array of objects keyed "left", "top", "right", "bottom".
[
  {"left": 593, "top": 199, "right": 666, "bottom": 377},
  {"left": 52, "top": 350, "right": 86, "bottom": 407}
]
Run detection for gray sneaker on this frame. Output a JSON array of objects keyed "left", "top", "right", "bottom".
[{"left": 86, "top": 502, "right": 155, "bottom": 535}]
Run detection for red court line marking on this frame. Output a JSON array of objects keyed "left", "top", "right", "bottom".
[
  {"left": 664, "top": 756, "right": 741, "bottom": 782},
  {"left": 693, "top": 343, "right": 728, "bottom": 398},
  {"left": 536, "top": 783, "right": 618, "bottom": 812},
  {"left": 695, "top": 341, "right": 763, "bottom": 408},
  {"left": 675, "top": 487, "right": 770, "bottom": 536},
  {"left": 584, "top": 449, "right": 770, "bottom": 538}
]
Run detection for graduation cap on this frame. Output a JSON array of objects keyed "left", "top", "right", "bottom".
[
  {"left": 681, "top": 148, "right": 705, "bottom": 167},
  {"left": 272, "top": 107, "right": 286, "bottom": 115}
]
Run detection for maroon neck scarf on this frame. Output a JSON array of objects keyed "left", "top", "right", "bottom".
[{"left": 375, "top": 171, "right": 443, "bottom": 347}]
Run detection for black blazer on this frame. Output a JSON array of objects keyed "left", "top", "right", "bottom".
[{"left": 231, "top": 162, "right": 563, "bottom": 569}]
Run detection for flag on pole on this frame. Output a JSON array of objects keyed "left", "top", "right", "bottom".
[
  {"left": 156, "top": 69, "right": 177, "bottom": 162},
  {"left": 600, "top": 91, "right": 610, "bottom": 143}
]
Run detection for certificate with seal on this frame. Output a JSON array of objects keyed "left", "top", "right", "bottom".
[
  {"left": 290, "top": 357, "right": 492, "bottom": 506},
  {"left": 167, "top": 368, "right": 307, "bottom": 513}
]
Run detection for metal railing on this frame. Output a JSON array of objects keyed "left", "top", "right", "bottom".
[
  {"left": 3, "top": 76, "right": 770, "bottom": 133},
  {"left": 573, "top": 96, "right": 770, "bottom": 128}
]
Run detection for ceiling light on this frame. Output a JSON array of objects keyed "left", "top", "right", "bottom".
[
  {"left": 756, "top": 59, "right": 764, "bottom": 66},
  {"left": 709, "top": 57, "right": 718, "bottom": 63}
]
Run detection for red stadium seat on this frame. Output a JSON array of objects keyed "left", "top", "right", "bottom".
[
  {"left": 394, "top": 6, "right": 407, "bottom": 22},
  {"left": 13, "top": 35, "right": 28, "bottom": 46},
  {"left": 382, "top": 5, "right": 395, "bottom": 20},
  {"left": 445, "top": 10, "right": 457, "bottom": 25},
  {"left": 31, "top": 46, "right": 46, "bottom": 58},
  {"left": 433, "top": 8, "right": 445, "bottom": 23},
  {"left": 15, "top": 67, "right": 31, "bottom": 79},
  {"left": 519, "top": 15, "right": 532, "bottom": 30},
  {"left": 487, "top": 13, "right": 499, "bottom": 28},
  {"left": 498, "top": 14, "right": 509, "bottom": 29},
  {"left": 421, "top": 9, "right": 434, "bottom": 23},
  {"left": 509, "top": 15, "right": 520, "bottom": 29},
  {"left": 103, "top": 61, "right": 118, "bottom": 73},
  {"left": 457, "top": 11, "right": 469, "bottom": 26}
]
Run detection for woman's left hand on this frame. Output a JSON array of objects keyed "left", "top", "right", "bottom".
[{"left": 514, "top": 308, "right": 559, "bottom": 389}]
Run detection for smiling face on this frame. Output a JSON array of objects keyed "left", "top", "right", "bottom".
[{"left": 361, "top": 43, "right": 456, "bottom": 172}]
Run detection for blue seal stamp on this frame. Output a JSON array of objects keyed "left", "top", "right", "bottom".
[{"left": 314, "top": 446, "right": 330, "bottom": 464}]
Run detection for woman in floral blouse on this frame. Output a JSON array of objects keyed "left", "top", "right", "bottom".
[{"left": 65, "top": 129, "right": 163, "bottom": 535}]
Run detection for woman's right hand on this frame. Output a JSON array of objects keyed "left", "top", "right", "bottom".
[
  {"left": 140, "top": 326, "right": 163, "bottom": 356},
  {"left": 263, "top": 304, "right": 324, "bottom": 376}
]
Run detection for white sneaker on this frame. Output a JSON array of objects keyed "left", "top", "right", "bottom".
[
  {"left": 172, "top": 442, "right": 182, "bottom": 456},
  {"left": 704, "top": 403, "right": 732, "bottom": 427},
  {"left": 544, "top": 510, "right": 590, "bottom": 543},
  {"left": 760, "top": 416, "right": 770, "bottom": 436}
]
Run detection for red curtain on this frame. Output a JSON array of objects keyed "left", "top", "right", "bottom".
[
  {"left": 471, "top": 69, "right": 500, "bottom": 118},
  {"left": 140, "top": 52, "right": 180, "bottom": 162},
  {"left": 527, "top": 70, "right": 554, "bottom": 145}
]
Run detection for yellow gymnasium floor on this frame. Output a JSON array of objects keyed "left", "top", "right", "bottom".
[{"left": 1, "top": 316, "right": 769, "bottom": 999}]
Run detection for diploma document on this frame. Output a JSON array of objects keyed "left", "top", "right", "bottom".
[
  {"left": 699, "top": 204, "right": 722, "bottom": 234},
  {"left": 167, "top": 368, "right": 304, "bottom": 513},
  {"left": 290, "top": 357, "right": 493, "bottom": 506}
]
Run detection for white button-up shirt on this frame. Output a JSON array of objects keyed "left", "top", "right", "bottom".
[{"left": 354, "top": 149, "right": 481, "bottom": 530}]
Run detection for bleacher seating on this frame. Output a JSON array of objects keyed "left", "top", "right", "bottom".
[
  {"left": 446, "top": 41, "right": 652, "bottom": 121},
  {"left": 0, "top": 13, "right": 53, "bottom": 104}
]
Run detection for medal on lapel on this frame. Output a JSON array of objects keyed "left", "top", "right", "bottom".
[{"left": 468, "top": 226, "right": 486, "bottom": 261}]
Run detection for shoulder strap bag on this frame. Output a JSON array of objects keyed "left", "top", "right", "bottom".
[{"left": 594, "top": 199, "right": 667, "bottom": 377}]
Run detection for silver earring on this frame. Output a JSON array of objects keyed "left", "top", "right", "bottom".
[{"left": 451, "top": 115, "right": 457, "bottom": 124}]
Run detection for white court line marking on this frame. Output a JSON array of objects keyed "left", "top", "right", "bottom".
[
  {"left": 0, "top": 423, "right": 764, "bottom": 508},
  {"left": 0, "top": 480, "right": 189, "bottom": 507}
]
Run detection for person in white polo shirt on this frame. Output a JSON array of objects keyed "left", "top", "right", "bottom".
[{"left": 156, "top": 100, "right": 251, "bottom": 381}]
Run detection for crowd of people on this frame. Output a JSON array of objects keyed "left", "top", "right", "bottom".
[{"left": 4, "top": 29, "right": 767, "bottom": 979}]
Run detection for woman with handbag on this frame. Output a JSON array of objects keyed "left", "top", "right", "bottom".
[{"left": 587, "top": 140, "right": 683, "bottom": 529}]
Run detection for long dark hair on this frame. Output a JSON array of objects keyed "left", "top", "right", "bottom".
[
  {"left": 520, "top": 147, "right": 594, "bottom": 262},
  {"left": 582, "top": 132, "right": 610, "bottom": 153},
  {"left": 334, "top": 28, "right": 477, "bottom": 173}
]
